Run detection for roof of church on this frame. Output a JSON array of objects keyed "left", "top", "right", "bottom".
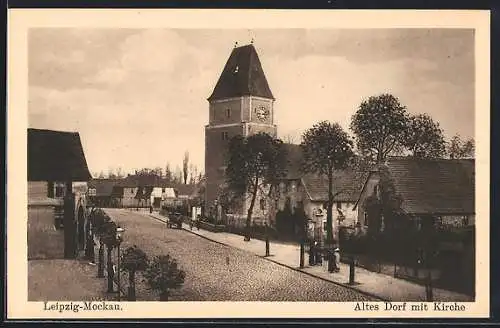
[{"left": 208, "top": 44, "right": 274, "bottom": 101}]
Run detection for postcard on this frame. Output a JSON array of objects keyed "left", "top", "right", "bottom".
[{"left": 7, "top": 8, "right": 490, "bottom": 319}]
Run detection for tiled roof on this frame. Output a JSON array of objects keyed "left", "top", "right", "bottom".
[
  {"left": 208, "top": 44, "right": 274, "bottom": 101},
  {"left": 111, "top": 185, "right": 124, "bottom": 197},
  {"left": 173, "top": 184, "right": 197, "bottom": 197},
  {"left": 302, "top": 170, "right": 368, "bottom": 202},
  {"left": 88, "top": 179, "right": 122, "bottom": 196},
  {"left": 28, "top": 128, "right": 92, "bottom": 181},
  {"left": 385, "top": 158, "right": 475, "bottom": 214},
  {"left": 123, "top": 175, "right": 170, "bottom": 187}
]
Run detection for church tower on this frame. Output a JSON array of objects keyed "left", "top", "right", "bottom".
[{"left": 205, "top": 43, "right": 277, "bottom": 215}]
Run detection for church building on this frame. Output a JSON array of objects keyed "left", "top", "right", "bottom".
[{"left": 205, "top": 43, "right": 277, "bottom": 225}]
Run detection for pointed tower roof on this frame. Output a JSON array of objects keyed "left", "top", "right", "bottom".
[{"left": 208, "top": 44, "right": 274, "bottom": 101}]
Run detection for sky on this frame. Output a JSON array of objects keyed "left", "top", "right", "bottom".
[{"left": 28, "top": 28, "right": 475, "bottom": 177}]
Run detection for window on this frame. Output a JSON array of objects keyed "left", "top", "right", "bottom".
[
  {"left": 226, "top": 108, "right": 231, "bottom": 118},
  {"left": 221, "top": 132, "right": 229, "bottom": 140},
  {"left": 373, "top": 185, "right": 379, "bottom": 197},
  {"left": 364, "top": 212, "right": 369, "bottom": 227},
  {"left": 162, "top": 188, "right": 165, "bottom": 193},
  {"left": 131, "top": 189, "right": 134, "bottom": 194},
  {"left": 323, "top": 221, "right": 328, "bottom": 231}
]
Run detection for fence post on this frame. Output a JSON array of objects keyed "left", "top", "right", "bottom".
[
  {"left": 107, "top": 245, "right": 114, "bottom": 293},
  {"left": 299, "top": 241, "right": 305, "bottom": 269}
]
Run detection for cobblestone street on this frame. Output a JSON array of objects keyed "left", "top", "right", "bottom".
[{"left": 105, "top": 209, "right": 377, "bottom": 302}]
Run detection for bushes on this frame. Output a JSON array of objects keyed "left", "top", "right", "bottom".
[
  {"left": 119, "top": 245, "right": 186, "bottom": 301},
  {"left": 143, "top": 255, "right": 186, "bottom": 301},
  {"left": 121, "top": 245, "right": 149, "bottom": 301}
]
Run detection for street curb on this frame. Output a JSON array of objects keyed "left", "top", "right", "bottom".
[
  {"left": 147, "top": 213, "right": 386, "bottom": 301},
  {"left": 259, "top": 256, "right": 386, "bottom": 302}
]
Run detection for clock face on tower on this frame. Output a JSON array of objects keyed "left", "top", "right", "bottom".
[{"left": 255, "top": 106, "right": 270, "bottom": 122}]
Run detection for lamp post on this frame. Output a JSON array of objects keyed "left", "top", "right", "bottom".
[{"left": 116, "top": 227, "right": 125, "bottom": 301}]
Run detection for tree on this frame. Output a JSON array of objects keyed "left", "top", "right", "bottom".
[
  {"left": 183, "top": 151, "right": 190, "bottom": 185},
  {"left": 403, "top": 114, "right": 446, "bottom": 158},
  {"left": 301, "top": 121, "right": 355, "bottom": 245},
  {"left": 143, "top": 254, "right": 186, "bottom": 301},
  {"left": 108, "top": 167, "right": 117, "bottom": 179},
  {"left": 116, "top": 167, "right": 125, "bottom": 178},
  {"left": 153, "top": 167, "right": 163, "bottom": 178},
  {"left": 350, "top": 93, "right": 409, "bottom": 163},
  {"left": 174, "top": 166, "right": 183, "bottom": 184},
  {"left": 121, "top": 245, "right": 149, "bottom": 301},
  {"left": 226, "top": 133, "right": 288, "bottom": 241},
  {"left": 448, "top": 134, "right": 475, "bottom": 159},
  {"left": 189, "top": 164, "right": 197, "bottom": 184},
  {"left": 362, "top": 164, "right": 404, "bottom": 236},
  {"left": 165, "top": 163, "right": 173, "bottom": 183},
  {"left": 282, "top": 131, "right": 301, "bottom": 144}
]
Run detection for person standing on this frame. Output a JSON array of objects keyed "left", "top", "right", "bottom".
[
  {"left": 308, "top": 240, "right": 315, "bottom": 266},
  {"left": 333, "top": 247, "right": 341, "bottom": 272}
]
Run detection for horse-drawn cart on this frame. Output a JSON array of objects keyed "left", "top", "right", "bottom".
[{"left": 167, "top": 212, "right": 183, "bottom": 229}]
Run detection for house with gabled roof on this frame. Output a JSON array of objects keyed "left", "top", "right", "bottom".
[
  {"left": 353, "top": 157, "right": 475, "bottom": 231},
  {"left": 266, "top": 143, "right": 368, "bottom": 241},
  {"left": 87, "top": 178, "right": 122, "bottom": 207},
  {"left": 28, "top": 128, "right": 92, "bottom": 259}
]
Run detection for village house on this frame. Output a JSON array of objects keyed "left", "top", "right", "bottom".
[
  {"left": 352, "top": 157, "right": 475, "bottom": 295},
  {"left": 151, "top": 186, "right": 175, "bottom": 208},
  {"left": 28, "top": 128, "right": 92, "bottom": 260},
  {"left": 353, "top": 157, "right": 475, "bottom": 231},
  {"left": 87, "top": 178, "right": 122, "bottom": 208},
  {"left": 299, "top": 170, "right": 366, "bottom": 241}
]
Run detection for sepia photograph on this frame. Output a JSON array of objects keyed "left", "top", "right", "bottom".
[{"left": 8, "top": 9, "right": 490, "bottom": 319}]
